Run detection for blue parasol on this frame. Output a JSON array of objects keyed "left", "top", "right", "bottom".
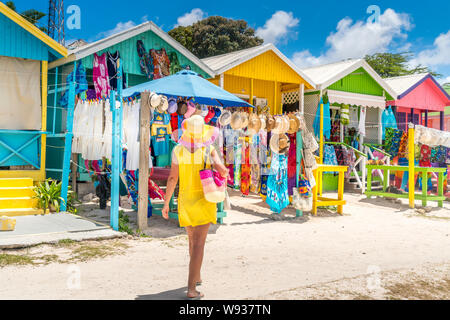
[{"left": 122, "top": 70, "right": 252, "bottom": 108}]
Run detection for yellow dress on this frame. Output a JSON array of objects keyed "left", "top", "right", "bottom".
[{"left": 173, "top": 144, "right": 217, "bottom": 227}]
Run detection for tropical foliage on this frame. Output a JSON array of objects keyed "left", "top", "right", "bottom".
[
  {"left": 365, "top": 52, "right": 440, "bottom": 78},
  {"left": 169, "top": 16, "right": 264, "bottom": 58},
  {"left": 33, "top": 179, "right": 79, "bottom": 214},
  {"left": 5, "top": 1, "right": 48, "bottom": 33}
]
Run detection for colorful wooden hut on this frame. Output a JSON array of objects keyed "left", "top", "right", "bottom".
[
  {"left": 0, "top": 2, "right": 67, "bottom": 215},
  {"left": 426, "top": 84, "right": 450, "bottom": 131},
  {"left": 45, "top": 21, "right": 215, "bottom": 182},
  {"left": 201, "top": 43, "right": 316, "bottom": 114},
  {"left": 301, "top": 59, "right": 397, "bottom": 192},
  {"left": 384, "top": 73, "right": 450, "bottom": 131}
]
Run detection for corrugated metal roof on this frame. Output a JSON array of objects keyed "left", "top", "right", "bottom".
[
  {"left": 302, "top": 59, "right": 362, "bottom": 87},
  {"left": 201, "top": 43, "right": 316, "bottom": 88},
  {"left": 202, "top": 44, "right": 273, "bottom": 71},
  {"left": 48, "top": 21, "right": 214, "bottom": 77},
  {"left": 302, "top": 58, "right": 397, "bottom": 99},
  {"left": 384, "top": 73, "right": 429, "bottom": 96}
]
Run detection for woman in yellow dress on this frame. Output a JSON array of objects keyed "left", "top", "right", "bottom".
[{"left": 162, "top": 115, "right": 228, "bottom": 300}]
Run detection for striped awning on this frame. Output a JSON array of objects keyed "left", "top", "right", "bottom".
[{"left": 327, "top": 90, "right": 386, "bottom": 108}]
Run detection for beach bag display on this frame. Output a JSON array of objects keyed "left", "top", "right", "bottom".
[
  {"left": 303, "top": 130, "right": 319, "bottom": 152},
  {"left": 292, "top": 174, "right": 312, "bottom": 211},
  {"left": 199, "top": 146, "right": 226, "bottom": 203}
]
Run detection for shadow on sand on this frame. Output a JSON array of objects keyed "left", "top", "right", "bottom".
[{"left": 136, "top": 287, "right": 189, "bottom": 300}]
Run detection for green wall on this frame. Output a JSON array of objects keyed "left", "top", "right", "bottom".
[{"left": 327, "top": 67, "right": 393, "bottom": 100}]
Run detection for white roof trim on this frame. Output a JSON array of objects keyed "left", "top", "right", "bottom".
[
  {"left": 49, "top": 21, "right": 215, "bottom": 77},
  {"left": 303, "top": 59, "right": 397, "bottom": 99},
  {"left": 202, "top": 43, "right": 316, "bottom": 89},
  {"left": 327, "top": 89, "right": 386, "bottom": 108}
]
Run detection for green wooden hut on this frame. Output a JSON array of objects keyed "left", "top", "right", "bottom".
[{"left": 45, "top": 21, "right": 214, "bottom": 181}]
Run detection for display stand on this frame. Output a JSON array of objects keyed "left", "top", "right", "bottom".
[
  {"left": 311, "top": 164, "right": 347, "bottom": 215},
  {"left": 366, "top": 165, "right": 446, "bottom": 207},
  {"left": 365, "top": 125, "right": 447, "bottom": 208}
]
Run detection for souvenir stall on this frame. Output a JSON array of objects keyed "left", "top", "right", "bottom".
[
  {"left": 366, "top": 124, "right": 450, "bottom": 208},
  {"left": 202, "top": 43, "right": 315, "bottom": 115},
  {"left": 0, "top": 2, "right": 67, "bottom": 216},
  {"left": 384, "top": 73, "right": 450, "bottom": 131},
  {"left": 46, "top": 20, "right": 214, "bottom": 186},
  {"left": 301, "top": 59, "right": 398, "bottom": 193},
  {"left": 121, "top": 70, "right": 253, "bottom": 224}
]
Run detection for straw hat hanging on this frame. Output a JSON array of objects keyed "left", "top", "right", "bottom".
[
  {"left": 230, "top": 112, "right": 244, "bottom": 130},
  {"left": 150, "top": 92, "right": 162, "bottom": 109},
  {"left": 271, "top": 116, "right": 284, "bottom": 134},
  {"left": 259, "top": 114, "right": 266, "bottom": 131},
  {"left": 156, "top": 95, "right": 169, "bottom": 113},
  {"left": 247, "top": 113, "right": 262, "bottom": 135},
  {"left": 269, "top": 133, "right": 290, "bottom": 155},
  {"left": 265, "top": 114, "right": 276, "bottom": 132},
  {"left": 219, "top": 110, "right": 232, "bottom": 127},
  {"left": 240, "top": 112, "right": 249, "bottom": 129},
  {"left": 287, "top": 113, "right": 300, "bottom": 134},
  {"left": 177, "top": 100, "right": 188, "bottom": 115}
]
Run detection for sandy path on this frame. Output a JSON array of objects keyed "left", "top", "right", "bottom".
[{"left": 0, "top": 191, "right": 449, "bottom": 300}]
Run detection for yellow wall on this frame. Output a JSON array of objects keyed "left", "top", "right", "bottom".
[
  {"left": 225, "top": 50, "right": 312, "bottom": 88},
  {"left": 208, "top": 49, "right": 312, "bottom": 114}
]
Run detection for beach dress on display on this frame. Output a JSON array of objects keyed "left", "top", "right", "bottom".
[
  {"left": 93, "top": 53, "right": 110, "bottom": 99},
  {"left": 107, "top": 51, "right": 126, "bottom": 90},
  {"left": 240, "top": 139, "right": 251, "bottom": 196},
  {"left": 137, "top": 40, "right": 153, "bottom": 80},
  {"left": 150, "top": 48, "right": 171, "bottom": 79},
  {"left": 266, "top": 154, "right": 289, "bottom": 213},
  {"left": 287, "top": 133, "right": 297, "bottom": 196}
]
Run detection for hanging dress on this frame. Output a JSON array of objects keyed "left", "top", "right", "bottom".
[
  {"left": 93, "top": 53, "right": 110, "bottom": 99},
  {"left": 287, "top": 133, "right": 297, "bottom": 196},
  {"left": 107, "top": 51, "right": 126, "bottom": 90},
  {"left": 150, "top": 48, "right": 171, "bottom": 79},
  {"left": 136, "top": 40, "right": 153, "bottom": 80},
  {"left": 240, "top": 139, "right": 251, "bottom": 196},
  {"left": 266, "top": 154, "right": 289, "bottom": 213}
]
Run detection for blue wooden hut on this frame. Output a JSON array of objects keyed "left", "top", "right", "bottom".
[{"left": 0, "top": 2, "right": 67, "bottom": 215}]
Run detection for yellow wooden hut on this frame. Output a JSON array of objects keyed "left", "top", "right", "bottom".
[{"left": 201, "top": 43, "right": 315, "bottom": 114}]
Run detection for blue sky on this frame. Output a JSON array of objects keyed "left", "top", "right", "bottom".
[{"left": 12, "top": 0, "right": 450, "bottom": 82}]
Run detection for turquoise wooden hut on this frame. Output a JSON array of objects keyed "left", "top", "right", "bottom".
[
  {"left": 0, "top": 2, "right": 67, "bottom": 215},
  {"left": 46, "top": 21, "right": 215, "bottom": 181}
]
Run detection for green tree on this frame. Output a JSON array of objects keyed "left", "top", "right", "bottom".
[
  {"left": 6, "top": 1, "right": 47, "bottom": 33},
  {"left": 169, "top": 16, "right": 264, "bottom": 59},
  {"left": 365, "top": 52, "right": 440, "bottom": 78}
]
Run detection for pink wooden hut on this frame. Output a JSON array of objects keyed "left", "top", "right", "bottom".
[{"left": 385, "top": 73, "right": 450, "bottom": 131}]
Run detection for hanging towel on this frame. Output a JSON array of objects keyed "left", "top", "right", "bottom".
[
  {"left": 382, "top": 106, "right": 398, "bottom": 139},
  {"left": 313, "top": 98, "right": 331, "bottom": 139},
  {"left": 340, "top": 104, "right": 349, "bottom": 125},
  {"left": 349, "top": 106, "right": 359, "bottom": 128},
  {"left": 358, "top": 106, "right": 366, "bottom": 137}
]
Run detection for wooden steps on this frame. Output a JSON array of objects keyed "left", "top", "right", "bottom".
[{"left": 0, "top": 178, "right": 45, "bottom": 217}]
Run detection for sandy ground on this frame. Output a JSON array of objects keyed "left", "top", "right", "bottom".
[{"left": 0, "top": 190, "right": 449, "bottom": 300}]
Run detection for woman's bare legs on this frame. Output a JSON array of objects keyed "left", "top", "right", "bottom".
[
  {"left": 186, "top": 227, "right": 202, "bottom": 285},
  {"left": 186, "top": 223, "right": 210, "bottom": 298}
]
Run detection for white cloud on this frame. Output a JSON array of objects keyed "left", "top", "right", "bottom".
[
  {"left": 94, "top": 21, "right": 136, "bottom": 40},
  {"left": 256, "top": 11, "right": 299, "bottom": 44},
  {"left": 175, "top": 8, "right": 206, "bottom": 27},
  {"left": 410, "top": 30, "right": 450, "bottom": 67},
  {"left": 292, "top": 9, "right": 412, "bottom": 68},
  {"left": 439, "top": 75, "right": 450, "bottom": 85}
]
